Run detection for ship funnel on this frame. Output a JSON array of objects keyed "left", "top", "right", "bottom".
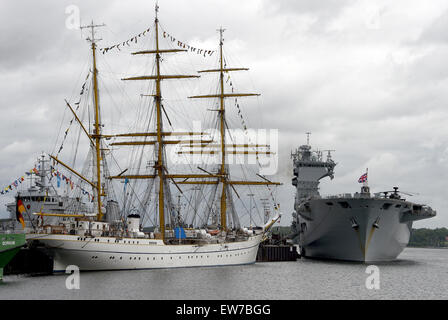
[{"left": 127, "top": 214, "right": 145, "bottom": 238}]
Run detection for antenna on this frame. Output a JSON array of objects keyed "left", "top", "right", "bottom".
[
  {"left": 260, "top": 198, "right": 270, "bottom": 224},
  {"left": 80, "top": 20, "right": 106, "bottom": 44},
  {"left": 306, "top": 132, "right": 311, "bottom": 145},
  {"left": 323, "top": 149, "right": 336, "bottom": 161},
  {"left": 217, "top": 26, "right": 226, "bottom": 45},
  {"left": 247, "top": 193, "right": 255, "bottom": 227}
]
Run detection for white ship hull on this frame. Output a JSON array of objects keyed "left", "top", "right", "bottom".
[
  {"left": 27, "top": 234, "right": 262, "bottom": 272},
  {"left": 297, "top": 197, "right": 434, "bottom": 262}
]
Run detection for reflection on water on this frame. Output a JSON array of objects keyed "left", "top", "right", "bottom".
[{"left": 0, "top": 247, "right": 447, "bottom": 300}]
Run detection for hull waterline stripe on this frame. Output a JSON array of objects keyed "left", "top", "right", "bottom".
[
  {"left": 48, "top": 242, "right": 260, "bottom": 255},
  {"left": 52, "top": 261, "right": 256, "bottom": 273}
]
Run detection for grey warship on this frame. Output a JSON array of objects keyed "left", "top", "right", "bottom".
[
  {"left": 290, "top": 136, "right": 436, "bottom": 262},
  {"left": 1, "top": 154, "right": 92, "bottom": 232}
]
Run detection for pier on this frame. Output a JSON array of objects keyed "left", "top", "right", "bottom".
[{"left": 256, "top": 243, "right": 300, "bottom": 262}]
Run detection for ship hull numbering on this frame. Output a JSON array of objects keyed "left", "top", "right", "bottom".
[
  {"left": 28, "top": 234, "right": 262, "bottom": 272},
  {"left": 297, "top": 197, "right": 430, "bottom": 262}
]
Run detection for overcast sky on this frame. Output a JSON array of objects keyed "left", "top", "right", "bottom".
[{"left": 1, "top": 0, "right": 448, "bottom": 228}]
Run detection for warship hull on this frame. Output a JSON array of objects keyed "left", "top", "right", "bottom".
[
  {"left": 27, "top": 234, "right": 262, "bottom": 272},
  {"left": 297, "top": 197, "right": 434, "bottom": 262}
]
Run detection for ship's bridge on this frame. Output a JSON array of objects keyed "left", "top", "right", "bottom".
[{"left": 291, "top": 142, "right": 336, "bottom": 202}]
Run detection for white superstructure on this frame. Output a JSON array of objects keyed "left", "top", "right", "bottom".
[{"left": 27, "top": 215, "right": 264, "bottom": 272}]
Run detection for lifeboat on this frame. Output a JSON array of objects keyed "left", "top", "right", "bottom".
[{"left": 207, "top": 229, "right": 220, "bottom": 236}]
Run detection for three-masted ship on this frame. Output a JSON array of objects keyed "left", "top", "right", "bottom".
[{"left": 27, "top": 8, "right": 281, "bottom": 272}]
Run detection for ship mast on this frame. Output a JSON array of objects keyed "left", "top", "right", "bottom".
[
  {"left": 154, "top": 6, "right": 165, "bottom": 242},
  {"left": 218, "top": 28, "right": 228, "bottom": 231},
  {"left": 82, "top": 21, "right": 106, "bottom": 221},
  {"left": 187, "top": 28, "right": 281, "bottom": 232},
  {"left": 109, "top": 5, "right": 213, "bottom": 242},
  {"left": 50, "top": 21, "right": 107, "bottom": 221}
]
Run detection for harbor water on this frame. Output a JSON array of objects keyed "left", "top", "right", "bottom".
[{"left": 0, "top": 247, "right": 447, "bottom": 300}]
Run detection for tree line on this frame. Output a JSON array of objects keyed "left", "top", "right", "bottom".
[{"left": 408, "top": 228, "right": 448, "bottom": 248}]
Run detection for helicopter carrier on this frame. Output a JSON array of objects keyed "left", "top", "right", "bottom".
[{"left": 290, "top": 137, "right": 436, "bottom": 262}]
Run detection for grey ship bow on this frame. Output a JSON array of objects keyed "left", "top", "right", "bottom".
[{"left": 290, "top": 136, "right": 436, "bottom": 262}]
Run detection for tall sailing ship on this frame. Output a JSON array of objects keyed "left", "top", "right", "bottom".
[{"left": 27, "top": 7, "right": 281, "bottom": 272}]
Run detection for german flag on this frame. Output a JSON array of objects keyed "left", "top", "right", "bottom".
[{"left": 15, "top": 197, "right": 26, "bottom": 228}]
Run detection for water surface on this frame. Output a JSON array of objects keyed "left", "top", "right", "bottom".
[{"left": 1, "top": 247, "right": 447, "bottom": 299}]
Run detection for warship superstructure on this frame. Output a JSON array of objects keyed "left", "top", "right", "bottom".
[
  {"left": 290, "top": 136, "right": 436, "bottom": 262},
  {"left": 3, "top": 154, "right": 89, "bottom": 232}
]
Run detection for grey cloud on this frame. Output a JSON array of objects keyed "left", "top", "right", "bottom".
[
  {"left": 264, "top": 0, "right": 354, "bottom": 17},
  {"left": 418, "top": 9, "right": 448, "bottom": 44},
  {"left": 0, "top": 0, "right": 447, "bottom": 229}
]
